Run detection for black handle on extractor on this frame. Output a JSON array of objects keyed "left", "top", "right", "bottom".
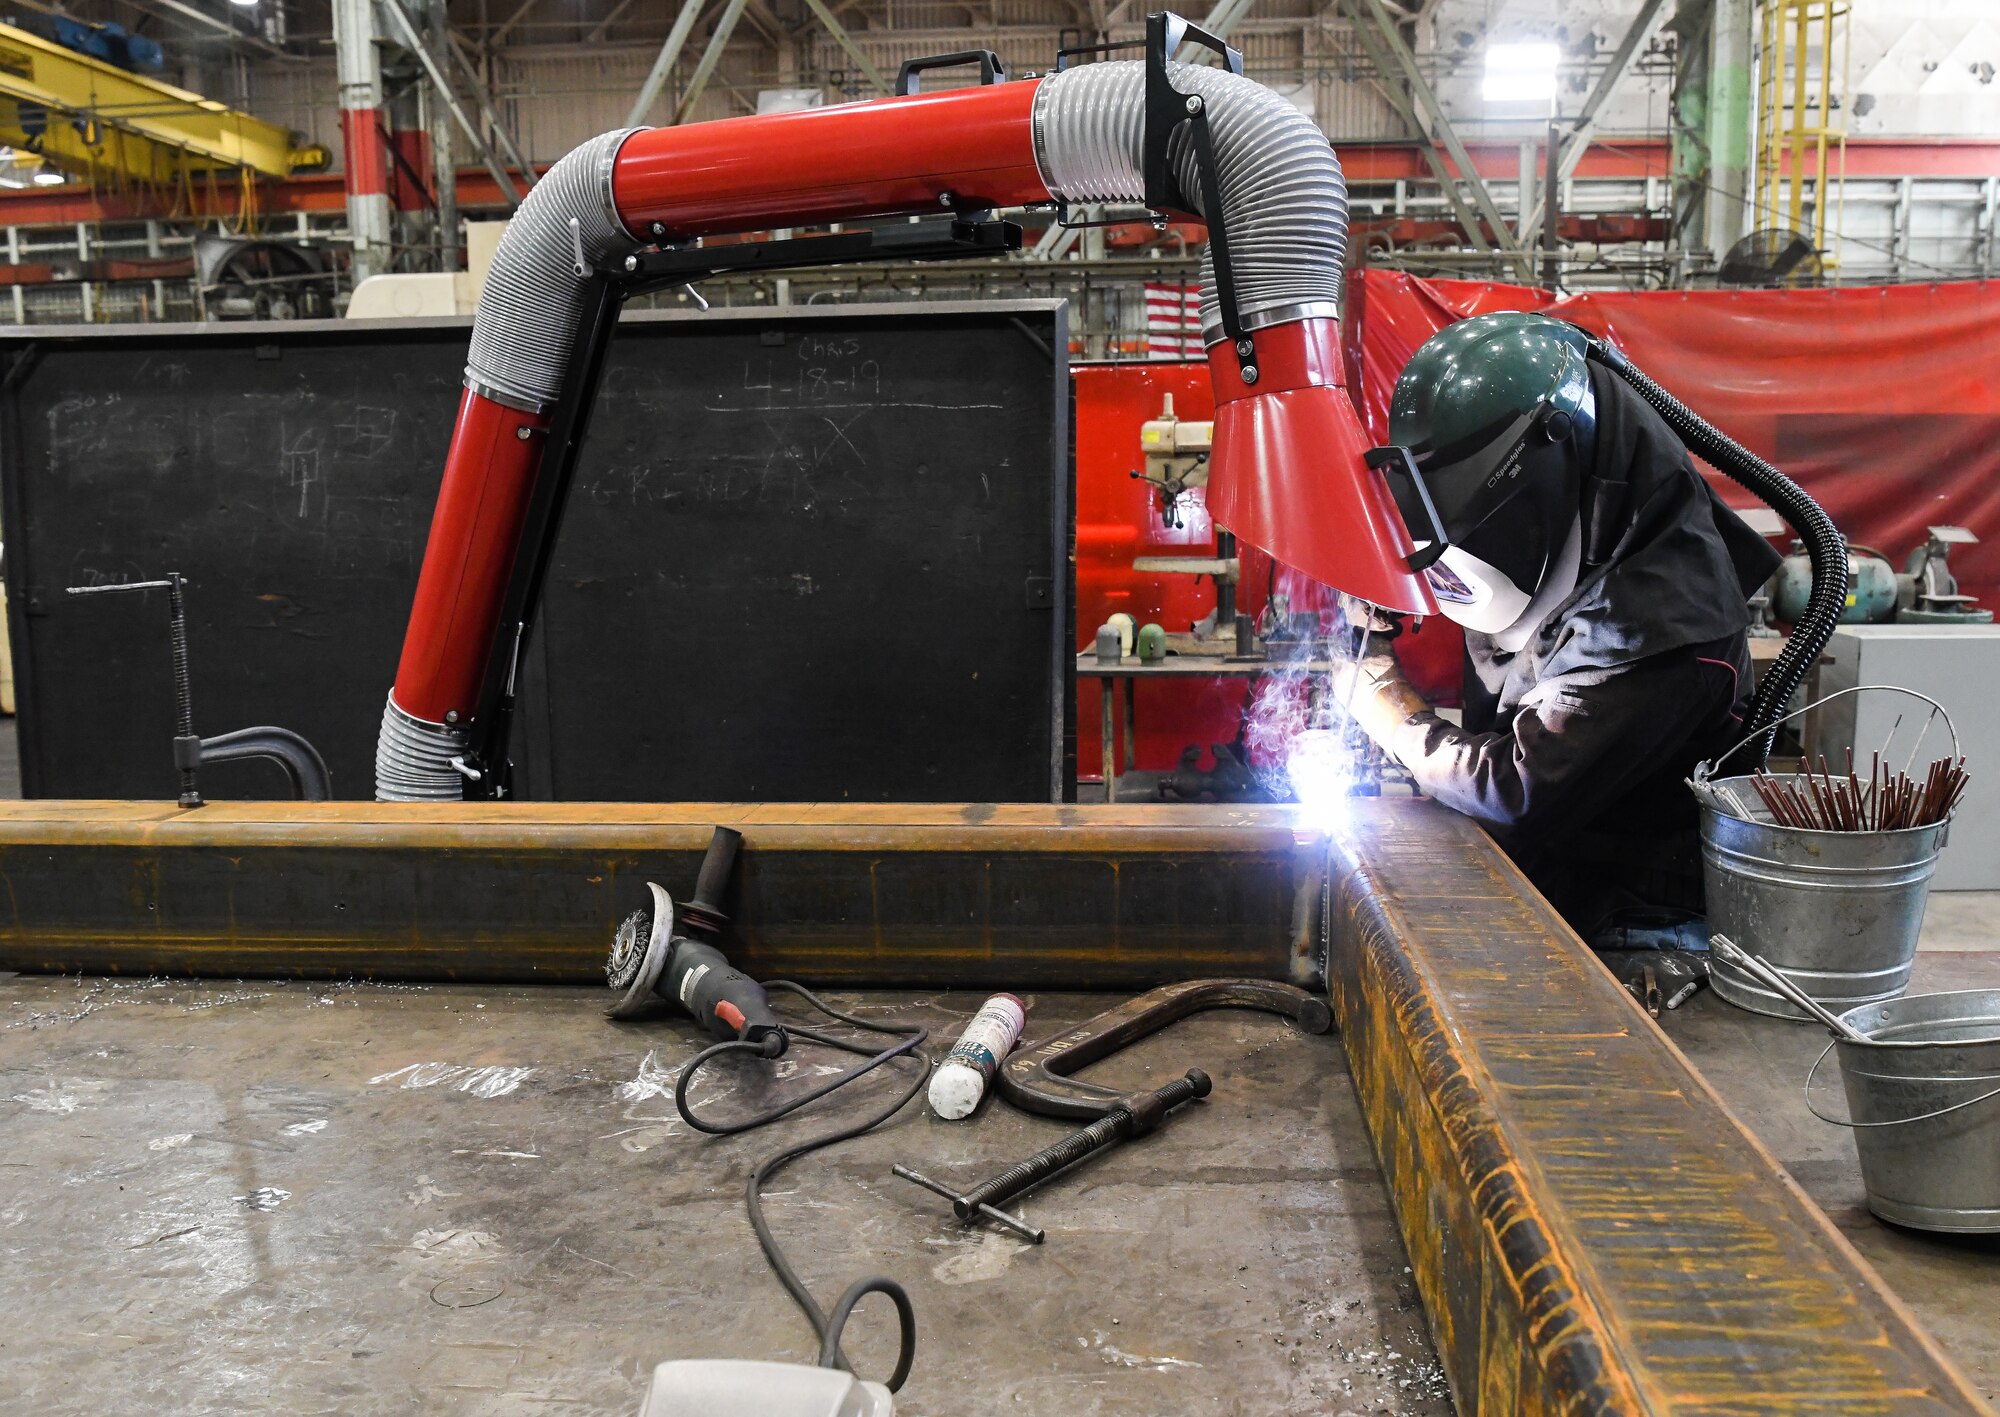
[{"left": 956, "top": 1068, "right": 1211, "bottom": 1219}]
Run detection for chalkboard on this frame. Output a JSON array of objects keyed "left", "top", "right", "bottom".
[{"left": 0, "top": 302, "right": 1073, "bottom": 802}]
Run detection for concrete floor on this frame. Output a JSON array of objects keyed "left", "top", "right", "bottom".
[
  {"left": 0, "top": 981, "right": 1447, "bottom": 1417},
  {"left": 1670, "top": 950, "right": 2000, "bottom": 1408}
]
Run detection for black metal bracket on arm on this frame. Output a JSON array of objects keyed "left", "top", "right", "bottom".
[
  {"left": 1364, "top": 445, "right": 1451, "bottom": 572},
  {"left": 1140, "top": 12, "right": 1258, "bottom": 382},
  {"left": 455, "top": 215, "right": 1026, "bottom": 798},
  {"left": 461, "top": 272, "right": 627, "bottom": 801},
  {"left": 619, "top": 217, "right": 1022, "bottom": 292}
]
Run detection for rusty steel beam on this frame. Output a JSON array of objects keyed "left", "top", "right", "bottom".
[
  {"left": 1324, "top": 797, "right": 1988, "bottom": 1415},
  {"left": 0, "top": 801, "right": 1322, "bottom": 988}
]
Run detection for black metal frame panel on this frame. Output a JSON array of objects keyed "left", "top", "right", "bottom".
[{"left": 0, "top": 302, "right": 1073, "bottom": 804}]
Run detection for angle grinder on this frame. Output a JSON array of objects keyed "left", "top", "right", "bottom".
[
  {"left": 604, "top": 824, "right": 925, "bottom": 1412},
  {"left": 605, "top": 826, "right": 784, "bottom": 1055}
]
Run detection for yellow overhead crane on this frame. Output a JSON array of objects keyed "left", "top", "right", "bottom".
[{"left": 0, "top": 20, "right": 328, "bottom": 187}]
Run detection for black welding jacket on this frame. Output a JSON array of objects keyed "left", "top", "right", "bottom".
[{"left": 1385, "top": 364, "right": 1784, "bottom": 937}]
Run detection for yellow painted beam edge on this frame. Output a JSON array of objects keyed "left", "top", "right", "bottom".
[{"left": 0, "top": 799, "right": 1324, "bottom": 854}]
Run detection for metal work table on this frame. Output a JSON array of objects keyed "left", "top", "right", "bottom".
[
  {"left": 0, "top": 980, "right": 1445, "bottom": 1416},
  {"left": 1078, "top": 650, "right": 1336, "bottom": 801}
]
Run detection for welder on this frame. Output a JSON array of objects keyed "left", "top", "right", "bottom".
[{"left": 1333, "top": 313, "right": 1783, "bottom": 950}]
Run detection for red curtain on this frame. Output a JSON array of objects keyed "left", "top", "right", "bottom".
[{"left": 1347, "top": 269, "right": 2000, "bottom": 620}]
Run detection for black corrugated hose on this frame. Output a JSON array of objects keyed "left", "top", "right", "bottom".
[{"left": 1583, "top": 338, "right": 1847, "bottom": 769}]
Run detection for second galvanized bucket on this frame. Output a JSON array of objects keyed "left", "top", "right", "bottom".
[
  {"left": 1810, "top": 989, "right": 2000, "bottom": 1234},
  {"left": 1693, "top": 686, "right": 1960, "bottom": 1021}
]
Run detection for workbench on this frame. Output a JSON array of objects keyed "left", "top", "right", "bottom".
[
  {"left": 0, "top": 796, "right": 1988, "bottom": 1414},
  {"left": 1077, "top": 650, "right": 1335, "bottom": 801}
]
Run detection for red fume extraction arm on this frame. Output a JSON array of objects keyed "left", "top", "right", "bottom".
[{"left": 377, "top": 35, "right": 1437, "bottom": 800}]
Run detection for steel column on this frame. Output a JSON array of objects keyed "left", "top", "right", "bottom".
[
  {"left": 446, "top": 36, "right": 536, "bottom": 186},
  {"left": 672, "top": 0, "right": 751, "bottom": 124},
  {"left": 378, "top": 0, "right": 523, "bottom": 209},
  {"left": 334, "top": 0, "right": 394, "bottom": 280},
  {"left": 1348, "top": 0, "right": 1534, "bottom": 279},
  {"left": 1517, "top": 0, "right": 1672, "bottom": 249},
  {"left": 425, "top": 0, "right": 460, "bottom": 272},
  {"left": 624, "top": 0, "right": 708, "bottom": 128},
  {"left": 799, "top": 0, "right": 891, "bottom": 96},
  {"left": 1706, "top": 0, "right": 1755, "bottom": 258},
  {"left": 1339, "top": 0, "right": 1500, "bottom": 263}
]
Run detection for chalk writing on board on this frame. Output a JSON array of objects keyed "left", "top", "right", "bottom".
[
  {"left": 336, "top": 406, "right": 398, "bottom": 460},
  {"left": 281, "top": 427, "right": 323, "bottom": 518}
]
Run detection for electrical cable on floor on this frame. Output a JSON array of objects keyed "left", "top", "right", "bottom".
[{"left": 673, "top": 980, "right": 930, "bottom": 1392}]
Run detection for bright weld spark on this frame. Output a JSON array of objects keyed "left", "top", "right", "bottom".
[
  {"left": 1286, "top": 725, "right": 1353, "bottom": 835},
  {"left": 1261, "top": 607, "right": 1376, "bottom": 839}
]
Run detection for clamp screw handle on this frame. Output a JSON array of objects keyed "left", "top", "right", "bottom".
[{"left": 956, "top": 1068, "right": 1211, "bottom": 1218}]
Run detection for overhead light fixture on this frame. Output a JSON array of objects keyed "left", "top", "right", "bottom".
[
  {"left": 31, "top": 170, "right": 65, "bottom": 186},
  {"left": 1483, "top": 42, "right": 1560, "bottom": 103},
  {"left": 229, "top": 0, "right": 259, "bottom": 8}
]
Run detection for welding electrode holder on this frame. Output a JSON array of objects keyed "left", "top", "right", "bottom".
[{"left": 894, "top": 1068, "right": 1212, "bottom": 1243}]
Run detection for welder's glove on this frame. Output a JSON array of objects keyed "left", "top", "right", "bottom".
[{"left": 1329, "top": 653, "right": 1433, "bottom": 750}]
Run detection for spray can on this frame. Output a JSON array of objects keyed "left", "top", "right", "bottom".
[{"left": 928, "top": 994, "right": 1026, "bottom": 1120}]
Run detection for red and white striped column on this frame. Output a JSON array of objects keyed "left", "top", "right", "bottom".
[{"left": 333, "top": 0, "right": 394, "bottom": 281}]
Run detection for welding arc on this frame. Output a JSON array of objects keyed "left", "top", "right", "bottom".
[{"left": 673, "top": 981, "right": 929, "bottom": 1392}]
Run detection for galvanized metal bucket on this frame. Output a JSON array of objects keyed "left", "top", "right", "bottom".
[
  {"left": 1808, "top": 989, "right": 2000, "bottom": 1234},
  {"left": 1692, "top": 687, "right": 1959, "bottom": 1021}
]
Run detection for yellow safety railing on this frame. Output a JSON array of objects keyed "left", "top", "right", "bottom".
[{"left": 1754, "top": 0, "right": 1850, "bottom": 267}]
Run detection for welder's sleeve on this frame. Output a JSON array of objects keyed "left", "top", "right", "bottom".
[{"left": 1381, "top": 651, "right": 1735, "bottom": 840}]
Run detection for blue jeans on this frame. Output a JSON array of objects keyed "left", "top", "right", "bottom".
[{"left": 1590, "top": 918, "right": 1712, "bottom": 953}]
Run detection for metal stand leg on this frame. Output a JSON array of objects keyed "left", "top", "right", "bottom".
[
  {"left": 1122, "top": 678, "right": 1137, "bottom": 777},
  {"left": 1099, "top": 675, "right": 1117, "bottom": 802}
]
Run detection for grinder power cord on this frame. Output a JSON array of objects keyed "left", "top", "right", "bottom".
[{"left": 606, "top": 827, "right": 929, "bottom": 1413}]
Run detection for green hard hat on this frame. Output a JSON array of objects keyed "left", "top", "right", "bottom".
[
  {"left": 1385, "top": 313, "right": 1598, "bottom": 634},
  {"left": 1390, "top": 312, "right": 1593, "bottom": 470}
]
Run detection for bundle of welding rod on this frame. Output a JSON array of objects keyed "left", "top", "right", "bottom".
[{"left": 1750, "top": 752, "right": 1969, "bottom": 832}]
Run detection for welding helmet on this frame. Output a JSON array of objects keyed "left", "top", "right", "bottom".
[{"left": 1388, "top": 313, "right": 1596, "bottom": 634}]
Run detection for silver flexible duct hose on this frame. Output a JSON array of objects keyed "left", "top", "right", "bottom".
[
  {"left": 376, "top": 696, "right": 473, "bottom": 801},
  {"left": 1032, "top": 61, "right": 1348, "bottom": 343},
  {"left": 464, "top": 126, "right": 645, "bottom": 411}
]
